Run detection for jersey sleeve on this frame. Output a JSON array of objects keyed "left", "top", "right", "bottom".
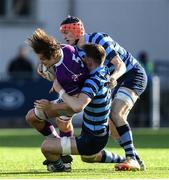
[{"left": 89, "top": 32, "right": 118, "bottom": 59}]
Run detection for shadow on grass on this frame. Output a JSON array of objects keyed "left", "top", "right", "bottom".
[
  {"left": 0, "top": 171, "right": 49, "bottom": 175},
  {"left": 0, "top": 168, "right": 114, "bottom": 176}
]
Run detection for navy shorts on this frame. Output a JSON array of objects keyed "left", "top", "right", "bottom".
[
  {"left": 113, "top": 63, "right": 148, "bottom": 96},
  {"left": 75, "top": 129, "right": 109, "bottom": 155}
]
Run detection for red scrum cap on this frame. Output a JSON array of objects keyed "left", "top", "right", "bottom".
[{"left": 60, "top": 16, "right": 85, "bottom": 39}]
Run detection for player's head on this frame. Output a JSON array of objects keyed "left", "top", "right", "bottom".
[
  {"left": 26, "top": 28, "right": 62, "bottom": 67},
  {"left": 60, "top": 15, "right": 85, "bottom": 45},
  {"left": 82, "top": 43, "right": 106, "bottom": 69}
]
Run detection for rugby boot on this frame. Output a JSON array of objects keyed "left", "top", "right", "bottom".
[
  {"left": 115, "top": 157, "right": 140, "bottom": 171},
  {"left": 43, "top": 159, "right": 71, "bottom": 172}
]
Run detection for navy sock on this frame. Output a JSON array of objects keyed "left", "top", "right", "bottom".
[
  {"left": 116, "top": 124, "right": 137, "bottom": 159},
  {"left": 39, "top": 121, "right": 58, "bottom": 137},
  {"left": 101, "top": 150, "right": 125, "bottom": 163},
  {"left": 52, "top": 159, "right": 65, "bottom": 170},
  {"left": 59, "top": 130, "right": 73, "bottom": 137}
]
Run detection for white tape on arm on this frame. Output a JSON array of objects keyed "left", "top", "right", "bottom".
[{"left": 59, "top": 89, "right": 65, "bottom": 99}]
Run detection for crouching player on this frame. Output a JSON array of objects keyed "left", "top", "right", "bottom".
[
  {"left": 25, "top": 28, "right": 89, "bottom": 165},
  {"left": 37, "top": 44, "right": 125, "bottom": 172}
]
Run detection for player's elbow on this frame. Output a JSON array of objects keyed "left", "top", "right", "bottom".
[
  {"left": 116, "top": 61, "right": 126, "bottom": 78},
  {"left": 121, "top": 62, "right": 126, "bottom": 74},
  {"left": 68, "top": 97, "right": 88, "bottom": 112},
  {"left": 72, "top": 105, "right": 84, "bottom": 113},
  {"left": 71, "top": 103, "right": 85, "bottom": 113}
]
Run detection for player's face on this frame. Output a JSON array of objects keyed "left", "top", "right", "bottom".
[
  {"left": 37, "top": 54, "right": 59, "bottom": 68},
  {"left": 61, "top": 30, "right": 76, "bottom": 45}
]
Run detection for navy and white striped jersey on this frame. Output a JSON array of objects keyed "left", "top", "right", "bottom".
[
  {"left": 81, "top": 66, "right": 111, "bottom": 136},
  {"left": 77, "top": 32, "right": 139, "bottom": 74}
]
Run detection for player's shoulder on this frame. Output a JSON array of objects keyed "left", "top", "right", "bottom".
[
  {"left": 92, "top": 66, "right": 109, "bottom": 81},
  {"left": 88, "top": 32, "right": 109, "bottom": 37},
  {"left": 61, "top": 44, "right": 76, "bottom": 53}
]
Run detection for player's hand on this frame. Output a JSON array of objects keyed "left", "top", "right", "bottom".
[
  {"left": 107, "top": 76, "right": 117, "bottom": 89},
  {"left": 37, "top": 64, "right": 48, "bottom": 79},
  {"left": 34, "top": 99, "right": 51, "bottom": 111}
]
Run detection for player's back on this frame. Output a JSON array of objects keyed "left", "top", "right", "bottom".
[
  {"left": 81, "top": 66, "right": 111, "bottom": 135},
  {"left": 77, "top": 32, "right": 139, "bottom": 74}
]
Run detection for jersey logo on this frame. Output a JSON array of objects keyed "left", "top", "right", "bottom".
[
  {"left": 72, "top": 54, "right": 84, "bottom": 68},
  {"left": 72, "top": 73, "right": 82, "bottom": 81}
]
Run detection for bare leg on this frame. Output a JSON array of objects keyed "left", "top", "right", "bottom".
[
  {"left": 41, "top": 136, "right": 78, "bottom": 172},
  {"left": 81, "top": 150, "right": 125, "bottom": 163},
  {"left": 108, "top": 119, "right": 120, "bottom": 141},
  {"left": 25, "top": 102, "right": 74, "bottom": 137},
  {"left": 110, "top": 87, "right": 142, "bottom": 171}
]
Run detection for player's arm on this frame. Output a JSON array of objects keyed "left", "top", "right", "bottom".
[
  {"left": 61, "top": 93, "right": 91, "bottom": 113},
  {"left": 37, "top": 63, "right": 55, "bottom": 81},
  {"left": 110, "top": 54, "right": 126, "bottom": 80},
  {"left": 100, "top": 34, "right": 126, "bottom": 84},
  {"left": 52, "top": 78, "right": 91, "bottom": 113},
  {"left": 104, "top": 54, "right": 126, "bottom": 89}
]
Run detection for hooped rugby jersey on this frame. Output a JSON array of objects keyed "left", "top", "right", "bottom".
[
  {"left": 77, "top": 32, "right": 140, "bottom": 75},
  {"left": 81, "top": 66, "right": 111, "bottom": 135}
]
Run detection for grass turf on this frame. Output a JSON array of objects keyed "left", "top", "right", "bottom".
[{"left": 0, "top": 128, "right": 169, "bottom": 179}]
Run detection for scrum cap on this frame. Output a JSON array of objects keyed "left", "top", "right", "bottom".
[{"left": 60, "top": 16, "right": 85, "bottom": 39}]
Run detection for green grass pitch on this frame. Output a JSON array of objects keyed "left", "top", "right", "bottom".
[{"left": 0, "top": 128, "right": 169, "bottom": 179}]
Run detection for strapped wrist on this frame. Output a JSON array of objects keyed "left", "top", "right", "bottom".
[{"left": 59, "top": 89, "right": 65, "bottom": 98}]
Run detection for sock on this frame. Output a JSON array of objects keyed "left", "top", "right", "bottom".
[
  {"left": 101, "top": 150, "right": 126, "bottom": 163},
  {"left": 117, "top": 138, "right": 140, "bottom": 161},
  {"left": 59, "top": 130, "right": 73, "bottom": 137},
  {"left": 116, "top": 124, "right": 137, "bottom": 160},
  {"left": 45, "top": 159, "right": 65, "bottom": 172},
  {"left": 52, "top": 159, "right": 65, "bottom": 170},
  {"left": 135, "top": 153, "right": 141, "bottom": 162},
  {"left": 39, "top": 121, "right": 59, "bottom": 138}
]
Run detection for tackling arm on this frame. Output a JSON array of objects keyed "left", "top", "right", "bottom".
[
  {"left": 52, "top": 78, "right": 91, "bottom": 113},
  {"left": 61, "top": 93, "right": 91, "bottom": 113},
  {"left": 110, "top": 54, "right": 126, "bottom": 80}
]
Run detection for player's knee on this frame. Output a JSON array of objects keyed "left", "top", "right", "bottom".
[
  {"left": 110, "top": 110, "right": 121, "bottom": 124},
  {"left": 41, "top": 138, "right": 61, "bottom": 155},
  {"left": 25, "top": 109, "right": 43, "bottom": 126},
  {"left": 25, "top": 109, "right": 35, "bottom": 124},
  {"left": 81, "top": 155, "right": 96, "bottom": 163},
  {"left": 41, "top": 140, "right": 50, "bottom": 154}
]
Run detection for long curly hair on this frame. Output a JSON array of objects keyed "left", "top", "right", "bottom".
[{"left": 26, "top": 28, "right": 61, "bottom": 60}]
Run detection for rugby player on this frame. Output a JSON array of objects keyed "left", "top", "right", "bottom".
[
  {"left": 40, "top": 43, "right": 124, "bottom": 172},
  {"left": 26, "top": 29, "right": 125, "bottom": 171},
  {"left": 26, "top": 28, "right": 89, "bottom": 165},
  {"left": 59, "top": 16, "right": 148, "bottom": 171}
]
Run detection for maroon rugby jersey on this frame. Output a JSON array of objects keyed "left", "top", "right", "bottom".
[{"left": 53, "top": 44, "right": 89, "bottom": 95}]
